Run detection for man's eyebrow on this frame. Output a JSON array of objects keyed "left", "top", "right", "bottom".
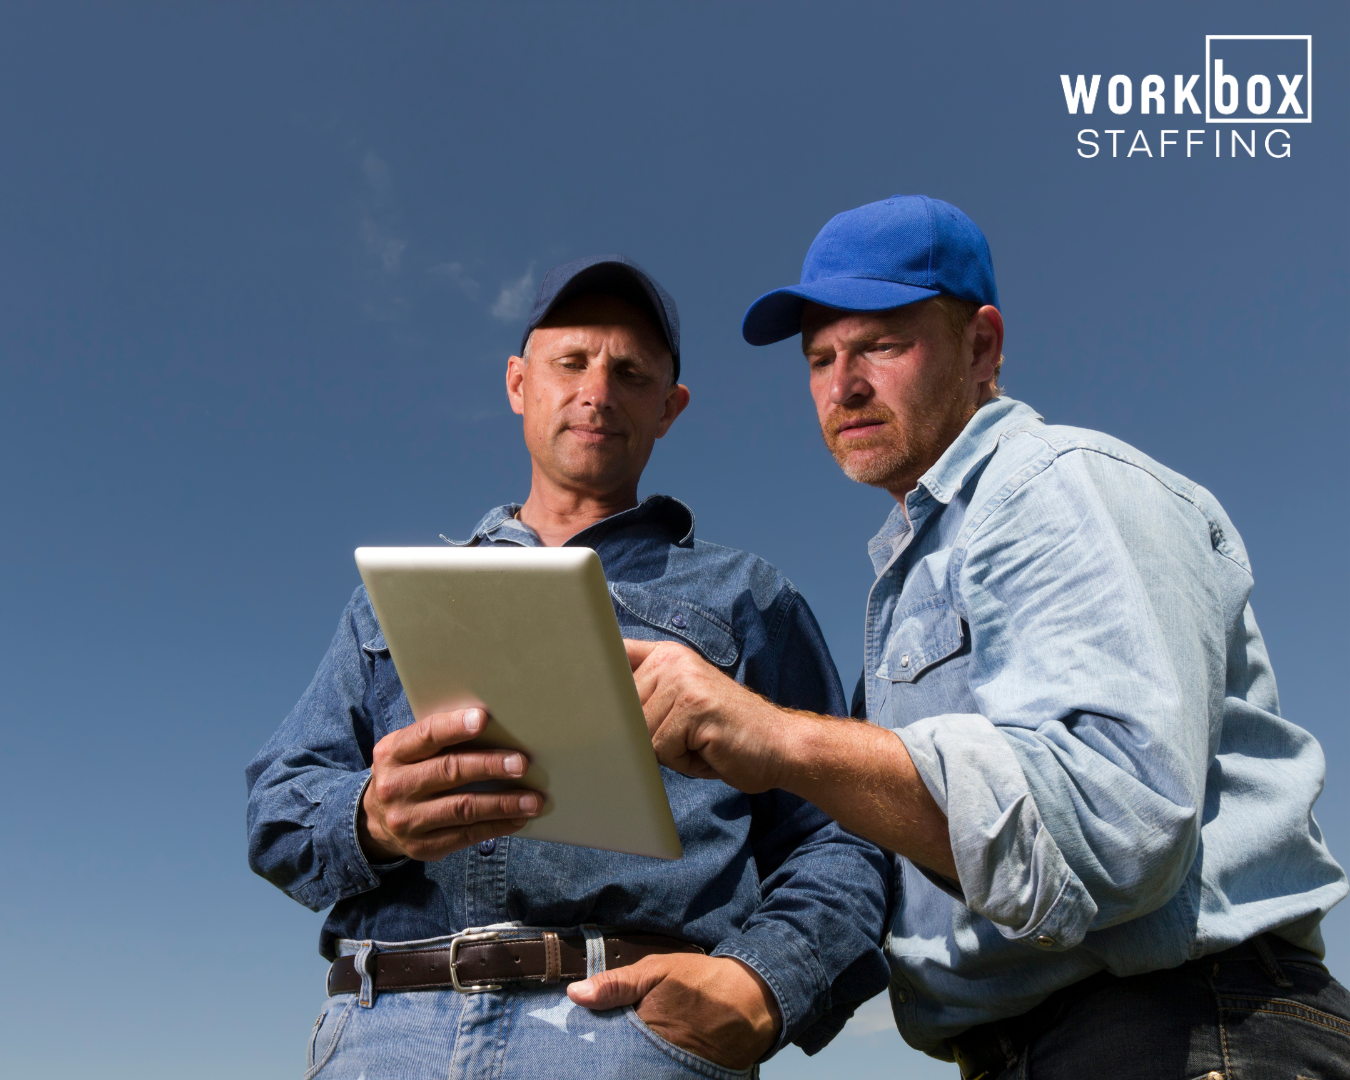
[{"left": 803, "top": 331, "right": 912, "bottom": 357}]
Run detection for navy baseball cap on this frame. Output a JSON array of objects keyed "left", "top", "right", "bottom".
[
  {"left": 741, "top": 195, "right": 998, "bottom": 346},
  {"left": 521, "top": 254, "right": 681, "bottom": 381}
]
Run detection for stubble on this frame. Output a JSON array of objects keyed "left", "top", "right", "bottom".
[{"left": 820, "top": 361, "right": 973, "bottom": 490}]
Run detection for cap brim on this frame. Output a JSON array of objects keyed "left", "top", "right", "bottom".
[{"left": 741, "top": 278, "right": 941, "bottom": 346}]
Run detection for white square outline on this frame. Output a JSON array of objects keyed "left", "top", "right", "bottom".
[{"left": 1205, "top": 35, "right": 1311, "bottom": 124}]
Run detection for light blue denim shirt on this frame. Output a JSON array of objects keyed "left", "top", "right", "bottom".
[{"left": 858, "top": 397, "right": 1347, "bottom": 1055}]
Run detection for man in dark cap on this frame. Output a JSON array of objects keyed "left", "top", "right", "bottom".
[
  {"left": 609, "top": 197, "right": 1350, "bottom": 1077},
  {"left": 246, "top": 255, "right": 890, "bottom": 1078}
]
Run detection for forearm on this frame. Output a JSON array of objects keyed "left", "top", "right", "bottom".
[
  {"left": 775, "top": 711, "right": 957, "bottom": 879},
  {"left": 631, "top": 636, "right": 955, "bottom": 876},
  {"left": 731, "top": 796, "right": 892, "bottom": 1051}
]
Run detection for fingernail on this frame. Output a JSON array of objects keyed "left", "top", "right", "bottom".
[
  {"left": 503, "top": 753, "right": 524, "bottom": 776},
  {"left": 464, "top": 709, "right": 484, "bottom": 733},
  {"left": 520, "top": 793, "right": 541, "bottom": 814}
]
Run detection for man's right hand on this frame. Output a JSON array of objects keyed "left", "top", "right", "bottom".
[{"left": 358, "top": 707, "right": 544, "bottom": 862}]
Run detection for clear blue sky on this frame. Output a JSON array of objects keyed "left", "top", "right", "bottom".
[{"left": 0, "top": 3, "right": 1344, "bottom": 1077}]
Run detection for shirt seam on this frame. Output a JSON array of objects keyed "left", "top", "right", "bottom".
[{"left": 949, "top": 439, "right": 1248, "bottom": 583}]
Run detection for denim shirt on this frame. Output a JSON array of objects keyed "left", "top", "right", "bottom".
[
  {"left": 860, "top": 397, "right": 1348, "bottom": 1054},
  {"left": 246, "top": 496, "right": 891, "bottom": 1054}
]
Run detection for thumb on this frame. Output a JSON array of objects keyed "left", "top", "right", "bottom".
[
  {"left": 624, "top": 638, "right": 659, "bottom": 673},
  {"left": 567, "top": 956, "right": 668, "bottom": 1011}
]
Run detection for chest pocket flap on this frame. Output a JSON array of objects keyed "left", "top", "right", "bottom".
[
  {"left": 877, "top": 596, "right": 965, "bottom": 683},
  {"left": 610, "top": 581, "right": 740, "bottom": 668},
  {"left": 361, "top": 631, "right": 390, "bottom": 657}
]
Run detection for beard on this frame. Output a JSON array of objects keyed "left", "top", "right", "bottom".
[{"left": 820, "top": 363, "right": 974, "bottom": 490}]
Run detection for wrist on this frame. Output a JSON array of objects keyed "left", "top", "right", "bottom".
[
  {"left": 357, "top": 781, "right": 403, "bottom": 862},
  {"left": 768, "top": 709, "right": 824, "bottom": 796},
  {"left": 725, "top": 956, "right": 782, "bottom": 1045}
]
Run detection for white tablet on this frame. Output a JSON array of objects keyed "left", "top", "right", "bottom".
[{"left": 354, "top": 546, "right": 682, "bottom": 860}]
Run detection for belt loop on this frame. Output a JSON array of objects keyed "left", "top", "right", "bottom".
[
  {"left": 583, "top": 925, "right": 606, "bottom": 977},
  {"left": 542, "top": 931, "right": 562, "bottom": 984},
  {"left": 355, "top": 941, "right": 378, "bottom": 1008},
  {"left": 1251, "top": 934, "right": 1293, "bottom": 988}
]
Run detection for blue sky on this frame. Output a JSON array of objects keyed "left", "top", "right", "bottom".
[{"left": 0, "top": 3, "right": 1344, "bottom": 1077}]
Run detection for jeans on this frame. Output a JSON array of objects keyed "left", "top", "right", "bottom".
[
  {"left": 304, "top": 987, "right": 756, "bottom": 1080},
  {"left": 303, "top": 929, "right": 757, "bottom": 1080},
  {"left": 993, "top": 937, "right": 1350, "bottom": 1079}
]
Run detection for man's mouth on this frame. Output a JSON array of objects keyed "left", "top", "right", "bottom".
[
  {"left": 834, "top": 417, "right": 888, "bottom": 439},
  {"left": 566, "top": 425, "right": 623, "bottom": 443}
]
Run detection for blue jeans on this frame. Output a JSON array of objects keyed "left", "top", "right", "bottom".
[
  {"left": 992, "top": 936, "right": 1350, "bottom": 1079},
  {"left": 303, "top": 931, "right": 757, "bottom": 1080}
]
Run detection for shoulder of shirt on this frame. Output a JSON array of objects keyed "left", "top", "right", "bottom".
[
  {"left": 657, "top": 536, "right": 801, "bottom": 611},
  {"left": 970, "top": 422, "right": 1249, "bottom": 571},
  {"left": 982, "top": 421, "right": 1199, "bottom": 505},
  {"left": 343, "top": 584, "right": 386, "bottom": 646}
]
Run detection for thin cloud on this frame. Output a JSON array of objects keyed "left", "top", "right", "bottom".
[
  {"left": 362, "top": 218, "right": 406, "bottom": 273},
  {"left": 353, "top": 149, "right": 409, "bottom": 321},
  {"left": 429, "top": 261, "right": 481, "bottom": 300},
  {"left": 361, "top": 150, "right": 393, "bottom": 202},
  {"left": 491, "top": 264, "right": 536, "bottom": 322}
]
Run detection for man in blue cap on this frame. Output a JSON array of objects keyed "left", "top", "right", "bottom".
[
  {"left": 605, "top": 197, "right": 1350, "bottom": 1076},
  {"left": 246, "top": 255, "right": 891, "bottom": 1077}
]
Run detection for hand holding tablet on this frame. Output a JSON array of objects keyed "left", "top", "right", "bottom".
[
  {"left": 358, "top": 704, "right": 544, "bottom": 863},
  {"left": 355, "top": 545, "right": 683, "bottom": 861}
]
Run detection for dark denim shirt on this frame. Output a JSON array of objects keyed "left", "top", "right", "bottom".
[{"left": 246, "top": 496, "right": 891, "bottom": 1054}]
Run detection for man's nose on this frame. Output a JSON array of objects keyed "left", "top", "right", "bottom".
[
  {"left": 829, "top": 355, "right": 872, "bottom": 406},
  {"left": 578, "top": 363, "right": 618, "bottom": 410}
]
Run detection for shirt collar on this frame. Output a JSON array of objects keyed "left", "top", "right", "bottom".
[
  {"left": 866, "top": 396, "right": 1043, "bottom": 575},
  {"left": 447, "top": 493, "right": 697, "bottom": 549},
  {"left": 918, "top": 396, "right": 1042, "bottom": 505}
]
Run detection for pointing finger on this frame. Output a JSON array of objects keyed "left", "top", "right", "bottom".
[{"left": 624, "top": 638, "right": 659, "bottom": 672}]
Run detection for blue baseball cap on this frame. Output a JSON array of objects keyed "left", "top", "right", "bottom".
[
  {"left": 741, "top": 195, "right": 998, "bottom": 346},
  {"left": 522, "top": 254, "right": 681, "bottom": 381}
]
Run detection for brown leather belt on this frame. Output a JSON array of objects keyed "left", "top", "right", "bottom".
[{"left": 327, "top": 931, "right": 703, "bottom": 997}]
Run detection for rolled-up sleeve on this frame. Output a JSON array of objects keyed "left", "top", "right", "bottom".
[
  {"left": 245, "top": 590, "right": 398, "bottom": 911},
  {"left": 716, "top": 592, "right": 892, "bottom": 1055},
  {"left": 896, "top": 450, "right": 1217, "bottom": 950}
]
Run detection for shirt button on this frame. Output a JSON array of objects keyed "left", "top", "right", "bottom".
[
  {"left": 900, "top": 654, "right": 910, "bottom": 668},
  {"left": 1034, "top": 934, "right": 1055, "bottom": 947},
  {"left": 478, "top": 838, "right": 496, "bottom": 855},
  {"left": 671, "top": 612, "right": 687, "bottom": 629}
]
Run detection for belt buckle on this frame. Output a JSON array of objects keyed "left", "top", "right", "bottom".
[{"left": 448, "top": 930, "right": 503, "bottom": 993}]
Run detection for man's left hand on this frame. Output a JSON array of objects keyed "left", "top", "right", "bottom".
[{"left": 567, "top": 953, "right": 781, "bottom": 1069}]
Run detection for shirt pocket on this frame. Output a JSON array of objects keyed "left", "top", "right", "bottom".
[
  {"left": 876, "top": 595, "right": 966, "bottom": 683},
  {"left": 609, "top": 581, "right": 741, "bottom": 669}
]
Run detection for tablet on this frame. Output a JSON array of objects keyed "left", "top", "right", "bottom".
[{"left": 354, "top": 545, "right": 682, "bottom": 860}]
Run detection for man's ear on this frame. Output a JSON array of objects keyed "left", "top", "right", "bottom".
[
  {"left": 655, "top": 383, "right": 691, "bottom": 439},
  {"left": 506, "top": 356, "right": 527, "bottom": 417},
  {"left": 968, "top": 306, "right": 1004, "bottom": 385}
]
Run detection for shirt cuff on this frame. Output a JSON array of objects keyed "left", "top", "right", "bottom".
[
  {"left": 894, "top": 715, "right": 1098, "bottom": 950},
  {"left": 294, "top": 770, "right": 401, "bottom": 909},
  {"left": 712, "top": 920, "right": 829, "bottom": 1058}
]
